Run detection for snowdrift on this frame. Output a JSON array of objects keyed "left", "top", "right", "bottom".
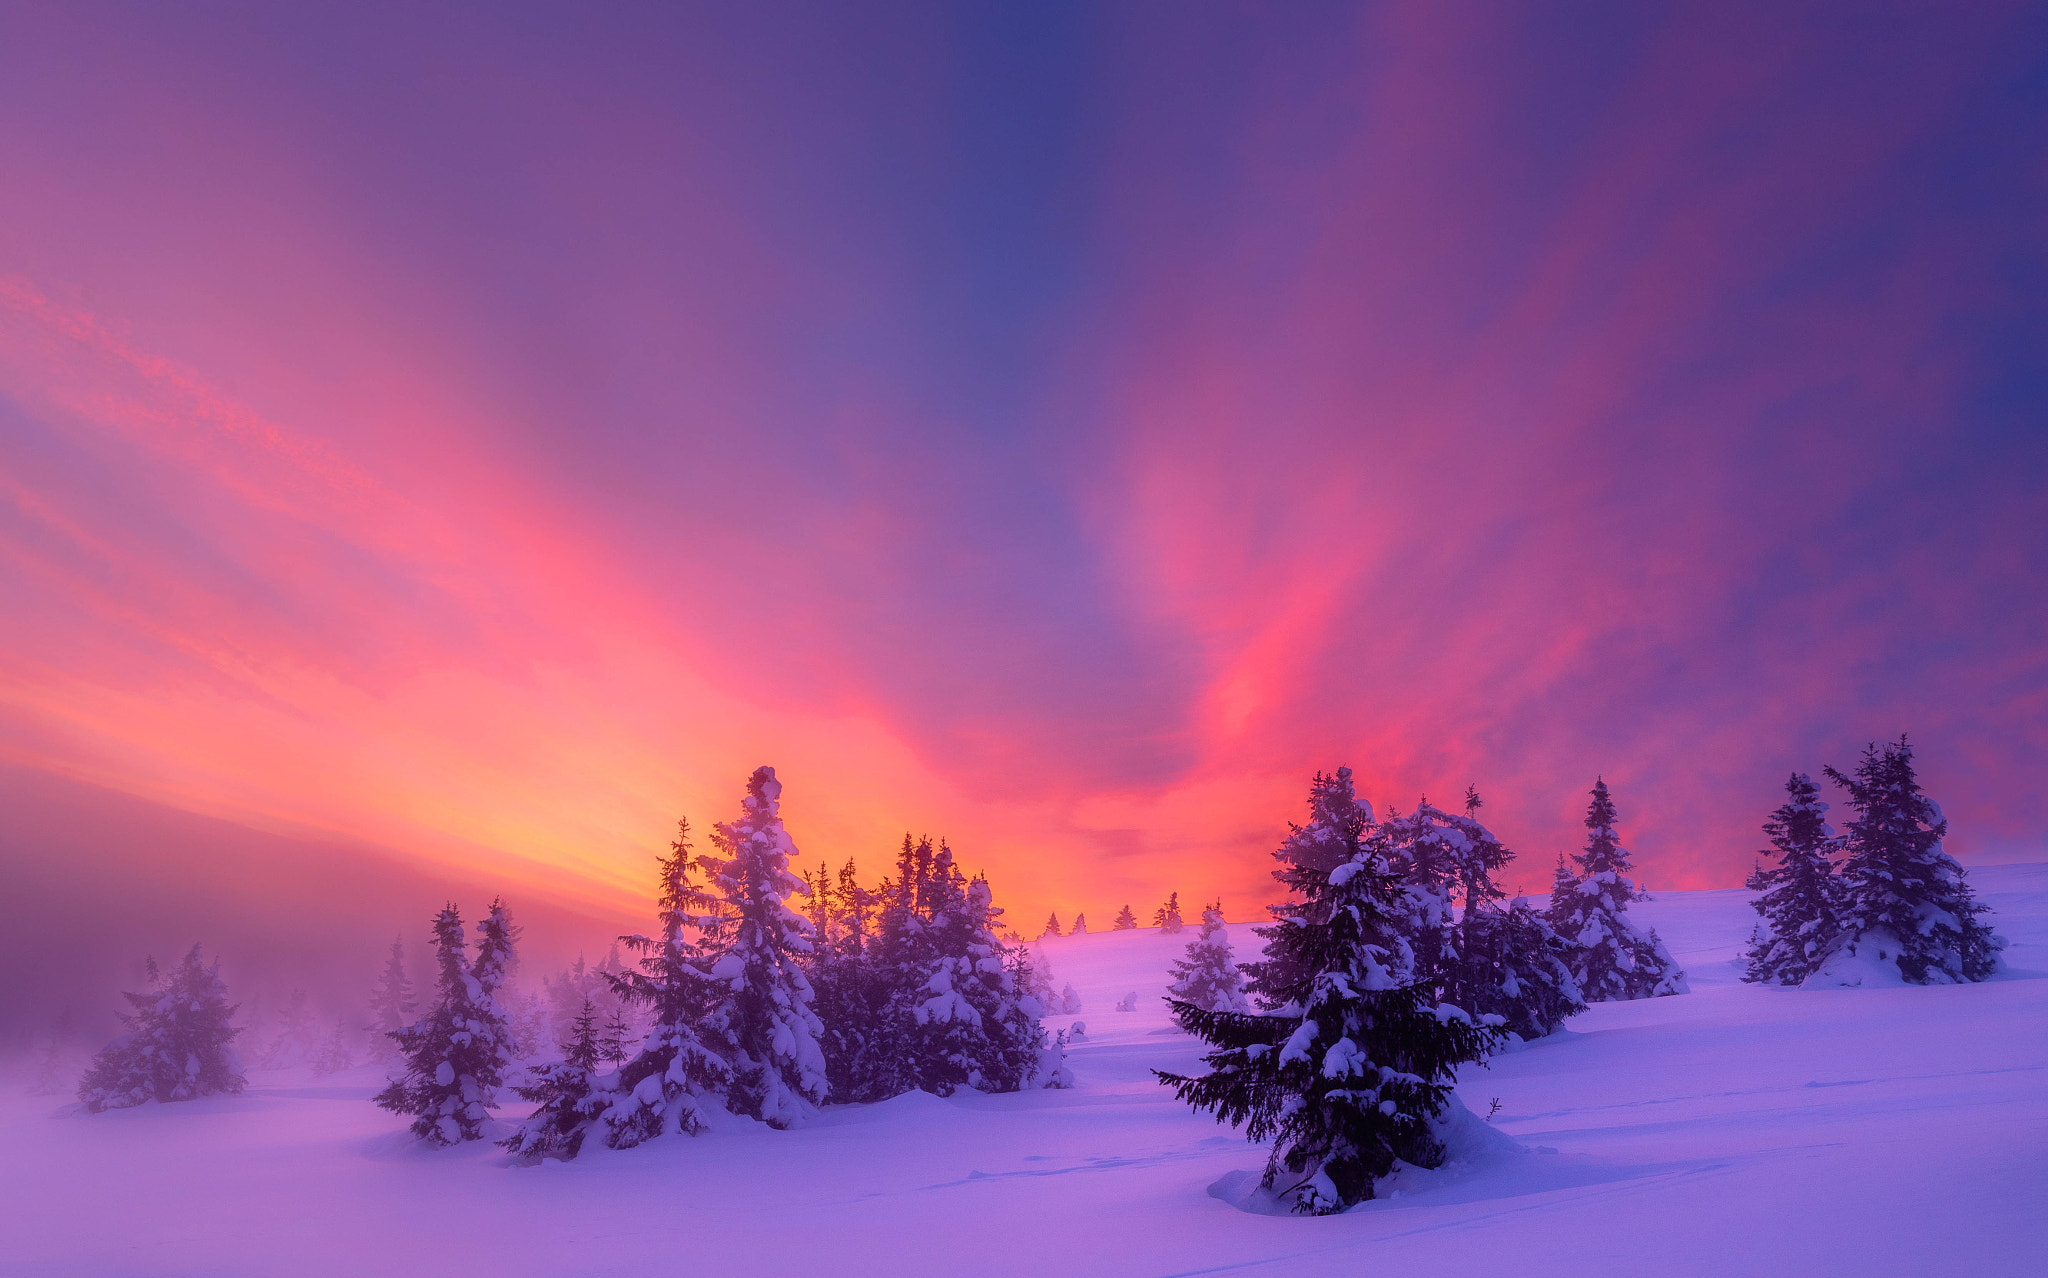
[{"left": 3, "top": 863, "right": 2042, "bottom": 1277}]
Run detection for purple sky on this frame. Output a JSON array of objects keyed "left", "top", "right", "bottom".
[{"left": 2, "top": 2, "right": 2044, "bottom": 1029}]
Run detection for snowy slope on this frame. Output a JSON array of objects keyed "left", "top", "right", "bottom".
[{"left": 3, "top": 865, "right": 2043, "bottom": 1277}]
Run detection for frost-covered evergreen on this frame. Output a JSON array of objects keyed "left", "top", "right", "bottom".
[
  {"left": 374, "top": 902, "right": 516, "bottom": 1145},
  {"left": 1243, "top": 768, "right": 1376, "bottom": 1009},
  {"left": 846, "top": 837, "right": 1051, "bottom": 1100},
  {"left": 1070, "top": 912, "right": 1088, "bottom": 935},
  {"left": 1153, "top": 892, "right": 1185, "bottom": 934},
  {"left": 1382, "top": 796, "right": 1499, "bottom": 981},
  {"left": 1042, "top": 912, "right": 1062, "bottom": 939},
  {"left": 1743, "top": 773, "right": 1842, "bottom": 985},
  {"left": 808, "top": 853, "right": 888, "bottom": 1101},
  {"left": 1817, "top": 738, "right": 2001, "bottom": 985},
  {"left": 1113, "top": 904, "right": 1138, "bottom": 930},
  {"left": 1444, "top": 900, "right": 1585, "bottom": 1040},
  {"left": 503, "top": 822, "right": 738, "bottom": 1162},
  {"left": 1387, "top": 788, "right": 1583, "bottom": 1039},
  {"left": 1545, "top": 780, "right": 1686, "bottom": 1001},
  {"left": 1158, "top": 804, "right": 1501, "bottom": 1214},
  {"left": 897, "top": 848, "right": 1046, "bottom": 1094},
  {"left": 79, "top": 945, "right": 245, "bottom": 1111},
  {"left": 698, "top": 766, "right": 829, "bottom": 1127},
  {"left": 366, "top": 938, "right": 414, "bottom": 1054},
  {"left": 502, "top": 1002, "right": 608, "bottom": 1160},
  {"left": 1166, "top": 904, "right": 1249, "bottom": 1013}
]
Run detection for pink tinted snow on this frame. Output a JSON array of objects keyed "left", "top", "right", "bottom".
[{"left": 3, "top": 864, "right": 2043, "bottom": 1276}]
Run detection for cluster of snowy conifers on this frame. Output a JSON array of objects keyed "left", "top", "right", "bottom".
[
  {"left": 1150, "top": 766, "right": 1672, "bottom": 1215},
  {"left": 1743, "top": 737, "right": 2002, "bottom": 987},
  {"left": 66, "top": 740, "right": 2000, "bottom": 1216},
  {"left": 1153, "top": 738, "right": 2001, "bottom": 1215},
  {"left": 478, "top": 767, "right": 1070, "bottom": 1156}
]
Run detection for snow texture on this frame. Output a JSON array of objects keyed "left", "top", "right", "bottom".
[{"left": 11, "top": 863, "right": 2045, "bottom": 1275}]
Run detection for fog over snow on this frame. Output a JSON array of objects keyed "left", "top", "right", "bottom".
[{"left": 6, "top": 864, "right": 2041, "bottom": 1277}]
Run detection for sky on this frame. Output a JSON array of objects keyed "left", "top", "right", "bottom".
[{"left": 3, "top": 2, "right": 2045, "bottom": 1023}]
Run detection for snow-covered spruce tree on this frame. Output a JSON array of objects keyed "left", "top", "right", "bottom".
[
  {"left": 1743, "top": 773, "right": 1842, "bottom": 985},
  {"left": 1544, "top": 780, "right": 1686, "bottom": 1001},
  {"left": 1382, "top": 798, "right": 1476, "bottom": 982},
  {"left": 1157, "top": 829, "right": 1502, "bottom": 1214},
  {"left": 1113, "top": 905, "right": 1138, "bottom": 931},
  {"left": 1445, "top": 900, "right": 1585, "bottom": 1040},
  {"left": 366, "top": 938, "right": 414, "bottom": 1054},
  {"left": 587, "top": 817, "right": 737, "bottom": 1148},
  {"left": 1818, "top": 738, "right": 2001, "bottom": 984},
  {"left": 895, "top": 847, "right": 1047, "bottom": 1095},
  {"left": 1243, "top": 768, "right": 1376, "bottom": 1009},
  {"left": 470, "top": 898, "right": 518, "bottom": 1059},
  {"left": 79, "top": 945, "right": 245, "bottom": 1111},
  {"left": 1153, "top": 892, "right": 1185, "bottom": 934},
  {"left": 501, "top": 823, "right": 729, "bottom": 1163},
  {"left": 1166, "top": 903, "right": 1250, "bottom": 1013},
  {"left": 698, "top": 767, "right": 828, "bottom": 1127},
  {"left": 502, "top": 999, "right": 607, "bottom": 1160},
  {"left": 1396, "top": 788, "right": 1582, "bottom": 1040},
  {"left": 1010, "top": 942, "right": 1065, "bottom": 1022},
  {"left": 1070, "top": 912, "right": 1089, "bottom": 935},
  {"left": 1042, "top": 912, "right": 1062, "bottom": 939},
  {"left": 374, "top": 903, "right": 515, "bottom": 1145},
  {"left": 810, "top": 849, "right": 895, "bottom": 1101},
  {"left": 600, "top": 1006, "right": 634, "bottom": 1066}
]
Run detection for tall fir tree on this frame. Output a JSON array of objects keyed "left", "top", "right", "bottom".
[
  {"left": 1390, "top": 788, "right": 1583, "bottom": 1040},
  {"left": 1743, "top": 773, "right": 1843, "bottom": 985},
  {"left": 699, "top": 766, "right": 829, "bottom": 1126},
  {"left": 375, "top": 903, "right": 515, "bottom": 1145},
  {"left": 1112, "top": 904, "right": 1138, "bottom": 930},
  {"left": 1544, "top": 780, "right": 1687, "bottom": 1001},
  {"left": 1042, "top": 912, "right": 1062, "bottom": 939},
  {"left": 79, "top": 945, "right": 245, "bottom": 1111},
  {"left": 503, "top": 1001, "right": 606, "bottom": 1160},
  {"left": 857, "top": 837, "right": 944, "bottom": 1101},
  {"left": 1070, "top": 912, "right": 1088, "bottom": 935},
  {"left": 1382, "top": 796, "right": 1490, "bottom": 982},
  {"left": 1166, "top": 904, "right": 1250, "bottom": 1013},
  {"left": 600, "top": 1006, "right": 635, "bottom": 1067},
  {"left": 1158, "top": 806, "right": 1501, "bottom": 1214},
  {"left": 470, "top": 898, "right": 518, "bottom": 1067},
  {"left": 1443, "top": 900, "right": 1585, "bottom": 1040},
  {"left": 809, "top": 852, "right": 889, "bottom": 1101},
  {"left": 1243, "top": 768, "right": 1376, "bottom": 1010},
  {"left": 893, "top": 847, "right": 1047, "bottom": 1095},
  {"left": 1820, "top": 738, "right": 2001, "bottom": 984},
  {"left": 507, "top": 820, "right": 731, "bottom": 1160}
]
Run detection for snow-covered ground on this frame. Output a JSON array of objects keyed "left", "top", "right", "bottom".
[{"left": 5, "top": 865, "right": 2043, "bottom": 1277}]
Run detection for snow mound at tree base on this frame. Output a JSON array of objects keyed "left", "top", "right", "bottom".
[
  {"left": 1800, "top": 933, "right": 1909, "bottom": 989},
  {"left": 1206, "top": 1094, "right": 1524, "bottom": 1216}
]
